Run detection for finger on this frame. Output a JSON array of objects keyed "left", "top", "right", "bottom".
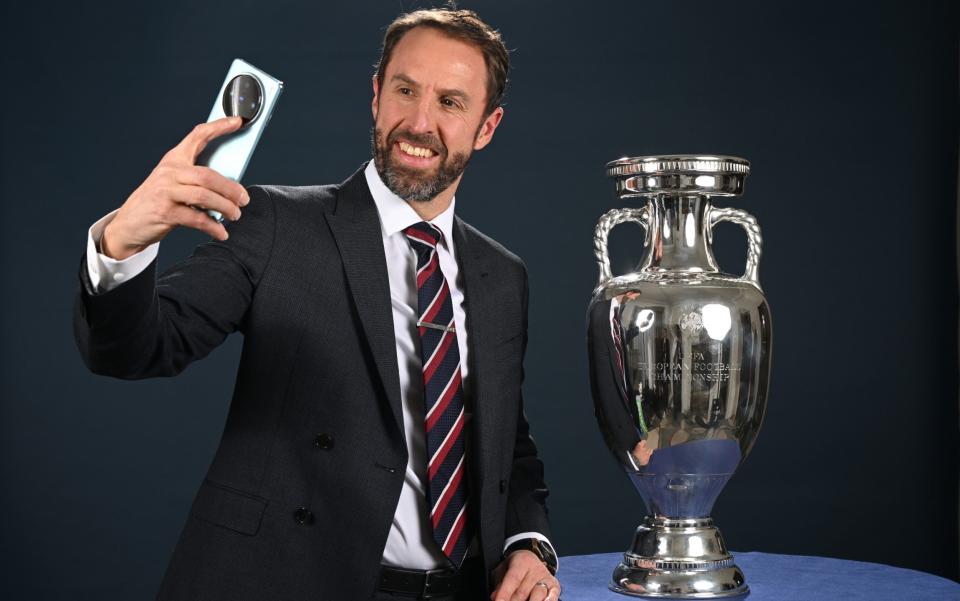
[
  {"left": 510, "top": 571, "right": 544, "bottom": 601},
  {"left": 169, "top": 184, "right": 243, "bottom": 222},
  {"left": 529, "top": 581, "right": 550, "bottom": 601},
  {"left": 175, "top": 165, "right": 249, "bottom": 206},
  {"left": 492, "top": 570, "right": 523, "bottom": 601},
  {"left": 527, "top": 576, "right": 559, "bottom": 601},
  {"left": 167, "top": 203, "right": 230, "bottom": 241},
  {"left": 167, "top": 116, "right": 244, "bottom": 164}
]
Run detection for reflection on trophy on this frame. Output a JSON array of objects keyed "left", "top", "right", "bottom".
[{"left": 587, "top": 156, "right": 772, "bottom": 597}]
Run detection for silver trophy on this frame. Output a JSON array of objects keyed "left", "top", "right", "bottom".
[{"left": 587, "top": 156, "right": 772, "bottom": 597}]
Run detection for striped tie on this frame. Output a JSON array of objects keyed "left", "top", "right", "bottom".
[{"left": 403, "top": 221, "right": 470, "bottom": 567}]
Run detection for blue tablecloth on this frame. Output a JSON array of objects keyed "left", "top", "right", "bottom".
[{"left": 558, "top": 551, "right": 960, "bottom": 600}]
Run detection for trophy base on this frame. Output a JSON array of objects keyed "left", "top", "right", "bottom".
[{"left": 609, "top": 517, "right": 749, "bottom": 599}]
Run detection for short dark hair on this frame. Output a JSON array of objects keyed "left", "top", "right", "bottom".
[{"left": 374, "top": 8, "right": 510, "bottom": 117}]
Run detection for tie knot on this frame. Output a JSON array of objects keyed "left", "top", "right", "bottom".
[{"left": 404, "top": 221, "right": 443, "bottom": 249}]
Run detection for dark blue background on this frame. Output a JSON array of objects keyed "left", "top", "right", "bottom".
[{"left": 2, "top": 1, "right": 957, "bottom": 597}]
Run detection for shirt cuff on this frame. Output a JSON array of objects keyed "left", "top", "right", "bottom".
[
  {"left": 86, "top": 209, "right": 159, "bottom": 293},
  {"left": 502, "top": 532, "right": 558, "bottom": 572}
]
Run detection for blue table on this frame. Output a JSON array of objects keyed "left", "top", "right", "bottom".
[{"left": 558, "top": 551, "right": 960, "bottom": 600}]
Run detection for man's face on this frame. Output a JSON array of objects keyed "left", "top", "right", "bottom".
[{"left": 371, "top": 26, "right": 504, "bottom": 203}]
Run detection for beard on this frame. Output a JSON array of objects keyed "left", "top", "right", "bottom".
[{"left": 371, "top": 125, "right": 472, "bottom": 203}]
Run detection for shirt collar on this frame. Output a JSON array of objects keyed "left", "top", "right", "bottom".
[{"left": 364, "top": 161, "right": 456, "bottom": 246}]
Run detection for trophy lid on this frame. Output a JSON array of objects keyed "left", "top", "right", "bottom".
[{"left": 606, "top": 155, "right": 750, "bottom": 198}]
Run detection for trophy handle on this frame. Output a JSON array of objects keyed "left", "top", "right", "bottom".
[
  {"left": 708, "top": 207, "right": 763, "bottom": 289},
  {"left": 594, "top": 207, "right": 649, "bottom": 285}
]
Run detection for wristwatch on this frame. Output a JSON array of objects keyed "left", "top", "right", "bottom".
[{"left": 503, "top": 537, "right": 558, "bottom": 576}]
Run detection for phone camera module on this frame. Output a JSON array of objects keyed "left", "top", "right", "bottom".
[{"left": 222, "top": 74, "right": 264, "bottom": 126}]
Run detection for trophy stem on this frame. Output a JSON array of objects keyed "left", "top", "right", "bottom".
[
  {"left": 610, "top": 517, "right": 748, "bottom": 598},
  {"left": 639, "top": 195, "right": 720, "bottom": 274}
]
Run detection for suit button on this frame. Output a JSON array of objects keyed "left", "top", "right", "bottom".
[
  {"left": 293, "top": 507, "right": 314, "bottom": 525},
  {"left": 313, "top": 433, "right": 334, "bottom": 450}
]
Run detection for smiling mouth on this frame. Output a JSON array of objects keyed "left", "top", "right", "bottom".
[{"left": 397, "top": 140, "right": 438, "bottom": 159}]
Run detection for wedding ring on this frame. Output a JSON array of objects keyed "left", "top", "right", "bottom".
[{"left": 535, "top": 580, "right": 549, "bottom": 589}]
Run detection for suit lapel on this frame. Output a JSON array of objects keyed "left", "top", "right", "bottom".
[
  {"left": 326, "top": 168, "right": 405, "bottom": 438},
  {"left": 453, "top": 217, "right": 501, "bottom": 487}
]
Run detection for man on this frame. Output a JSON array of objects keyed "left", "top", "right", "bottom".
[{"left": 73, "top": 8, "right": 560, "bottom": 601}]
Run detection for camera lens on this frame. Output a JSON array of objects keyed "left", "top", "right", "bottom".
[{"left": 222, "top": 74, "right": 264, "bottom": 125}]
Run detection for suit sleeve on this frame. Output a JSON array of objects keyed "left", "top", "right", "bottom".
[
  {"left": 73, "top": 185, "right": 276, "bottom": 379},
  {"left": 503, "top": 263, "right": 553, "bottom": 543}
]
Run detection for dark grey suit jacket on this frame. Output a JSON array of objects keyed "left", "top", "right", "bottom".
[{"left": 73, "top": 166, "right": 551, "bottom": 600}]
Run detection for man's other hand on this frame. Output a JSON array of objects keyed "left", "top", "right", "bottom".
[{"left": 491, "top": 550, "right": 561, "bottom": 601}]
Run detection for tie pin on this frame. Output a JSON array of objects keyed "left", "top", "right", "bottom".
[{"left": 418, "top": 320, "right": 456, "bottom": 333}]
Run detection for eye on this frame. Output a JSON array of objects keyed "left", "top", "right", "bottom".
[
  {"left": 440, "top": 97, "right": 462, "bottom": 110},
  {"left": 398, "top": 87, "right": 413, "bottom": 96}
]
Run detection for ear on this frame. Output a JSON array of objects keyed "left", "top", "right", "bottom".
[
  {"left": 371, "top": 75, "right": 381, "bottom": 120},
  {"left": 473, "top": 106, "right": 504, "bottom": 151}
]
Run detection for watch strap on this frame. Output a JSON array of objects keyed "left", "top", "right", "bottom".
[{"left": 503, "top": 537, "right": 558, "bottom": 576}]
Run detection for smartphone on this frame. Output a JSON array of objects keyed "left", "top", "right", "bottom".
[{"left": 196, "top": 58, "right": 283, "bottom": 222}]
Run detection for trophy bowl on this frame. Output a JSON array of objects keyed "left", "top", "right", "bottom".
[{"left": 587, "top": 156, "right": 772, "bottom": 598}]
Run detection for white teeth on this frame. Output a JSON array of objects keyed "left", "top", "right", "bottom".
[{"left": 399, "top": 141, "right": 434, "bottom": 158}]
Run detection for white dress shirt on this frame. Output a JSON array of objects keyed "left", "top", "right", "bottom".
[{"left": 84, "top": 161, "right": 552, "bottom": 570}]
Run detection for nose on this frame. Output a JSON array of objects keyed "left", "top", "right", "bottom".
[{"left": 407, "top": 95, "right": 434, "bottom": 135}]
